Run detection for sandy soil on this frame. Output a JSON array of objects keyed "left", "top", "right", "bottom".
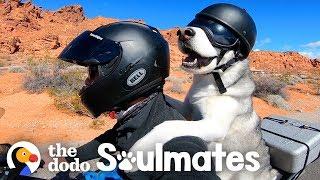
[
  {"left": 0, "top": 70, "right": 319, "bottom": 145},
  {"left": 0, "top": 72, "right": 115, "bottom": 144}
]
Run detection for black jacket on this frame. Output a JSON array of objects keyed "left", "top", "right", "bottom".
[
  {"left": 98, "top": 92, "right": 185, "bottom": 151},
  {"left": 69, "top": 92, "right": 220, "bottom": 180},
  {"left": 72, "top": 92, "right": 185, "bottom": 163}
]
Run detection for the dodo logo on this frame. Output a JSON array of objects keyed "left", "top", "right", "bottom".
[
  {"left": 127, "top": 68, "right": 146, "bottom": 86},
  {"left": 7, "top": 141, "right": 41, "bottom": 176}
]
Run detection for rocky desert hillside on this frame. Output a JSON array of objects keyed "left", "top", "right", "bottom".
[
  {"left": 0, "top": 1, "right": 319, "bottom": 144},
  {"left": 0, "top": 0, "right": 118, "bottom": 57},
  {"left": 1, "top": 0, "right": 319, "bottom": 74},
  {"left": 249, "top": 51, "right": 320, "bottom": 74}
]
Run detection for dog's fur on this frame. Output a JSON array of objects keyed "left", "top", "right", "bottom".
[{"left": 129, "top": 27, "right": 278, "bottom": 179}]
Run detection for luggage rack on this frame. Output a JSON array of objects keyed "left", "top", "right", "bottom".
[
  {"left": 264, "top": 117, "right": 320, "bottom": 132},
  {"left": 262, "top": 116, "right": 320, "bottom": 180}
]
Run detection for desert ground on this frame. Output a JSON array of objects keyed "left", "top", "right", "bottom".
[{"left": 0, "top": 1, "right": 319, "bottom": 145}]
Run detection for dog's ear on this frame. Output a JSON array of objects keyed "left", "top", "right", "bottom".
[{"left": 0, "top": 107, "right": 4, "bottom": 119}]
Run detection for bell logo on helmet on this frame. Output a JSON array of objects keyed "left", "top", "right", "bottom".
[{"left": 127, "top": 68, "right": 147, "bottom": 86}]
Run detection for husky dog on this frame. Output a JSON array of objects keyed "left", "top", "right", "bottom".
[{"left": 130, "top": 4, "right": 278, "bottom": 180}]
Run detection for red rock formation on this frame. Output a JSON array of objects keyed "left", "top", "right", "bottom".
[
  {"left": 249, "top": 51, "right": 320, "bottom": 74},
  {"left": 52, "top": 5, "right": 85, "bottom": 23},
  {"left": 0, "top": 0, "right": 318, "bottom": 75}
]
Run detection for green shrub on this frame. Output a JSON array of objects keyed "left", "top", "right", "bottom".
[{"left": 24, "top": 59, "right": 89, "bottom": 115}]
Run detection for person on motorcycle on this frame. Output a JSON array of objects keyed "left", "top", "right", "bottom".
[{"left": 57, "top": 21, "right": 219, "bottom": 180}]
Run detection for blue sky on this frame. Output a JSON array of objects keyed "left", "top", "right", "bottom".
[{"left": 33, "top": 0, "right": 320, "bottom": 58}]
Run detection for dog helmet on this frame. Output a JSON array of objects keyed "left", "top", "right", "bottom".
[
  {"left": 189, "top": 3, "right": 257, "bottom": 58},
  {"left": 58, "top": 21, "right": 170, "bottom": 117}
]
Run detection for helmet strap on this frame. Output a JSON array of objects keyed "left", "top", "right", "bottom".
[
  {"left": 212, "top": 72, "right": 227, "bottom": 94},
  {"left": 211, "top": 46, "right": 243, "bottom": 94}
]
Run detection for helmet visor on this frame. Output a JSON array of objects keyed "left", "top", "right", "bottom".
[
  {"left": 58, "top": 31, "right": 121, "bottom": 66},
  {"left": 188, "top": 18, "right": 238, "bottom": 47}
]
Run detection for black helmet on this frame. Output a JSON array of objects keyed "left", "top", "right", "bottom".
[
  {"left": 188, "top": 3, "right": 257, "bottom": 58},
  {"left": 58, "top": 21, "right": 170, "bottom": 117}
]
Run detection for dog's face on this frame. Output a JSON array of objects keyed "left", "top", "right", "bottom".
[{"left": 178, "top": 27, "right": 235, "bottom": 74}]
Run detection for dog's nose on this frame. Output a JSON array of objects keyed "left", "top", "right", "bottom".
[{"left": 177, "top": 28, "right": 195, "bottom": 40}]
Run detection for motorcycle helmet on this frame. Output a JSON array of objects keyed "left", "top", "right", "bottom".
[
  {"left": 188, "top": 3, "right": 257, "bottom": 58},
  {"left": 58, "top": 21, "right": 170, "bottom": 117}
]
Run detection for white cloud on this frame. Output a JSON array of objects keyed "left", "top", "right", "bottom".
[
  {"left": 253, "top": 49, "right": 261, "bottom": 52},
  {"left": 300, "top": 40, "right": 320, "bottom": 59},
  {"left": 299, "top": 51, "right": 313, "bottom": 58},
  {"left": 302, "top": 41, "right": 320, "bottom": 48},
  {"left": 299, "top": 51, "right": 320, "bottom": 59},
  {"left": 257, "top": 37, "right": 272, "bottom": 47}
]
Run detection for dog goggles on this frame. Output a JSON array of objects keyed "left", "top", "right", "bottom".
[
  {"left": 58, "top": 31, "right": 122, "bottom": 66},
  {"left": 188, "top": 18, "right": 239, "bottom": 48}
]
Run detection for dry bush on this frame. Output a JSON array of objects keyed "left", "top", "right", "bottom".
[
  {"left": 253, "top": 73, "right": 288, "bottom": 100},
  {"left": 171, "top": 67, "right": 183, "bottom": 72},
  {"left": 314, "top": 82, "right": 320, "bottom": 96},
  {"left": 307, "top": 71, "right": 320, "bottom": 96},
  {"left": 0, "top": 60, "right": 5, "bottom": 67},
  {"left": 279, "top": 74, "right": 304, "bottom": 85},
  {"left": 8, "top": 66, "right": 25, "bottom": 73},
  {"left": 24, "top": 60, "right": 55, "bottom": 93},
  {"left": 265, "top": 95, "right": 291, "bottom": 111},
  {"left": 253, "top": 73, "right": 290, "bottom": 110},
  {"left": 89, "top": 118, "right": 107, "bottom": 130},
  {"left": 23, "top": 59, "right": 89, "bottom": 115},
  {"left": 171, "top": 83, "right": 183, "bottom": 94},
  {"left": 166, "top": 76, "right": 184, "bottom": 94}
]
